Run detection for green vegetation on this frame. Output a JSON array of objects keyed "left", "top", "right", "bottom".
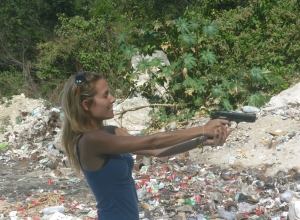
[
  {"left": 0, "top": 0, "right": 299, "bottom": 128},
  {"left": 0, "top": 143, "right": 9, "bottom": 150},
  {"left": 0, "top": 116, "right": 10, "bottom": 134}
]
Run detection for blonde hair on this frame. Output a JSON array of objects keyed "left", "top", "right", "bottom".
[{"left": 61, "top": 72, "right": 104, "bottom": 175}]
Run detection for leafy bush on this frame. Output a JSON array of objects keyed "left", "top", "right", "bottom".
[
  {"left": 213, "top": 0, "right": 300, "bottom": 93},
  {"left": 0, "top": 69, "right": 25, "bottom": 99},
  {"left": 3, "top": 0, "right": 297, "bottom": 130},
  {"left": 118, "top": 0, "right": 300, "bottom": 127},
  {"left": 36, "top": 15, "right": 132, "bottom": 98}
]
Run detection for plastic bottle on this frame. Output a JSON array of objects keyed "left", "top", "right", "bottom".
[
  {"left": 187, "top": 165, "right": 198, "bottom": 172},
  {"left": 41, "top": 206, "right": 65, "bottom": 215},
  {"left": 280, "top": 190, "right": 293, "bottom": 203},
  {"left": 218, "top": 209, "right": 236, "bottom": 220},
  {"left": 237, "top": 202, "right": 256, "bottom": 213},
  {"left": 185, "top": 198, "right": 195, "bottom": 206},
  {"left": 228, "top": 204, "right": 238, "bottom": 213},
  {"left": 242, "top": 106, "right": 260, "bottom": 113},
  {"left": 197, "top": 213, "right": 206, "bottom": 220}
]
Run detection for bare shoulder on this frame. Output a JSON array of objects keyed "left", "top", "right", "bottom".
[
  {"left": 104, "top": 125, "right": 131, "bottom": 136},
  {"left": 79, "top": 130, "right": 108, "bottom": 145},
  {"left": 80, "top": 126, "right": 130, "bottom": 146},
  {"left": 78, "top": 129, "right": 113, "bottom": 154},
  {"left": 78, "top": 126, "right": 140, "bottom": 155}
]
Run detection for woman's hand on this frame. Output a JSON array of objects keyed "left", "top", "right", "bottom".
[
  {"left": 203, "top": 119, "right": 231, "bottom": 137},
  {"left": 202, "top": 124, "right": 234, "bottom": 147}
]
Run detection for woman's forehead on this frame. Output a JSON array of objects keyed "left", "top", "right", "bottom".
[{"left": 95, "top": 79, "right": 109, "bottom": 92}]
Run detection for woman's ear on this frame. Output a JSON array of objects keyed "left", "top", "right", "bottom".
[{"left": 81, "top": 100, "right": 89, "bottom": 111}]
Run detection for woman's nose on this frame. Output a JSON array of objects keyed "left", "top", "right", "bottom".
[{"left": 111, "top": 95, "right": 116, "bottom": 103}]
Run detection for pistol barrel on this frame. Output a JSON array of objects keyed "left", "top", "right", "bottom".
[{"left": 210, "top": 111, "right": 256, "bottom": 123}]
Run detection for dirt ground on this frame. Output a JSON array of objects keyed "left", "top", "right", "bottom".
[{"left": 0, "top": 94, "right": 300, "bottom": 218}]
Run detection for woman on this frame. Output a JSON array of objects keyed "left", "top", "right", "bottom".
[{"left": 61, "top": 72, "right": 233, "bottom": 220}]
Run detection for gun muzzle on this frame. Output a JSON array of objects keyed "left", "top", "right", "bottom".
[{"left": 210, "top": 110, "right": 256, "bottom": 123}]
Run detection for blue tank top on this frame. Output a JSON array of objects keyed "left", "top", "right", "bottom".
[{"left": 76, "top": 142, "right": 139, "bottom": 220}]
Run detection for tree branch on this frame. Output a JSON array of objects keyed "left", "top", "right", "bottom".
[
  {"left": 114, "top": 103, "right": 179, "bottom": 116},
  {"left": 0, "top": 33, "right": 23, "bottom": 67}
]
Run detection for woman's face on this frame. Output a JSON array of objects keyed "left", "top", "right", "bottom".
[{"left": 82, "top": 79, "right": 116, "bottom": 123}]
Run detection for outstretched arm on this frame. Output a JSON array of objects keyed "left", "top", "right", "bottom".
[
  {"left": 133, "top": 138, "right": 206, "bottom": 157},
  {"left": 82, "top": 119, "right": 232, "bottom": 156},
  {"left": 132, "top": 126, "right": 232, "bottom": 157}
]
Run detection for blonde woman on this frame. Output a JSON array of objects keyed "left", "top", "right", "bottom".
[{"left": 61, "top": 72, "right": 233, "bottom": 220}]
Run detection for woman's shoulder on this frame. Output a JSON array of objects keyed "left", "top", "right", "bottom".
[
  {"left": 104, "top": 125, "right": 131, "bottom": 136},
  {"left": 76, "top": 125, "right": 133, "bottom": 157},
  {"left": 103, "top": 125, "right": 118, "bottom": 134}
]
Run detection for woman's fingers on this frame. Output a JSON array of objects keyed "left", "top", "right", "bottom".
[
  {"left": 228, "top": 127, "right": 235, "bottom": 134},
  {"left": 213, "top": 129, "right": 218, "bottom": 146},
  {"left": 204, "top": 119, "right": 231, "bottom": 137},
  {"left": 202, "top": 126, "right": 234, "bottom": 147},
  {"left": 213, "top": 126, "right": 228, "bottom": 146}
]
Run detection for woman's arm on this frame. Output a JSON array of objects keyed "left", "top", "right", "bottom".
[
  {"left": 81, "top": 119, "right": 231, "bottom": 156},
  {"left": 105, "top": 125, "right": 206, "bottom": 157},
  {"left": 116, "top": 126, "right": 231, "bottom": 158},
  {"left": 133, "top": 138, "right": 206, "bottom": 157}
]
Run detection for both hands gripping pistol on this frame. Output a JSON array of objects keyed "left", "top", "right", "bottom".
[{"left": 197, "top": 110, "right": 256, "bottom": 153}]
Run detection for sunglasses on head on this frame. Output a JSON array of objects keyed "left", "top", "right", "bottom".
[
  {"left": 75, "top": 73, "right": 86, "bottom": 86},
  {"left": 75, "top": 73, "right": 86, "bottom": 96}
]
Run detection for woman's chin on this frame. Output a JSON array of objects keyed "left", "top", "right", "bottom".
[{"left": 108, "top": 113, "right": 114, "bottom": 119}]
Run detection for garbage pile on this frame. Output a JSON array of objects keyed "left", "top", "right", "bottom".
[
  {"left": 0, "top": 105, "right": 99, "bottom": 219},
  {"left": 1, "top": 102, "right": 300, "bottom": 219},
  {"left": 136, "top": 153, "right": 300, "bottom": 220}
]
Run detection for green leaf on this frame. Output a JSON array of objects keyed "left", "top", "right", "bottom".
[
  {"left": 189, "top": 20, "right": 200, "bottom": 31},
  {"left": 179, "top": 33, "right": 196, "bottom": 47},
  {"left": 194, "top": 78, "right": 206, "bottom": 93},
  {"left": 117, "top": 60, "right": 126, "bottom": 72},
  {"left": 129, "top": 72, "right": 139, "bottom": 81},
  {"left": 221, "top": 76, "right": 230, "bottom": 87},
  {"left": 263, "top": 72, "right": 281, "bottom": 86},
  {"left": 200, "top": 49, "right": 217, "bottom": 66},
  {"left": 171, "top": 60, "right": 182, "bottom": 71},
  {"left": 173, "top": 83, "right": 182, "bottom": 91},
  {"left": 221, "top": 99, "right": 234, "bottom": 110},
  {"left": 211, "top": 84, "right": 224, "bottom": 98},
  {"left": 249, "top": 67, "right": 263, "bottom": 83},
  {"left": 150, "top": 57, "right": 163, "bottom": 67},
  {"left": 203, "top": 21, "right": 219, "bottom": 38},
  {"left": 247, "top": 93, "right": 269, "bottom": 107},
  {"left": 182, "top": 53, "right": 197, "bottom": 69},
  {"left": 137, "top": 58, "right": 151, "bottom": 73},
  {"left": 261, "top": 68, "right": 271, "bottom": 74},
  {"left": 227, "top": 81, "right": 244, "bottom": 94},
  {"left": 182, "top": 76, "right": 195, "bottom": 88},
  {"left": 182, "top": 77, "right": 205, "bottom": 92},
  {"left": 123, "top": 45, "right": 138, "bottom": 59},
  {"left": 160, "top": 66, "right": 173, "bottom": 78},
  {"left": 0, "top": 143, "right": 8, "bottom": 150},
  {"left": 153, "top": 22, "right": 163, "bottom": 30},
  {"left": 175, "top": 17, "right": 190, "bottom": 33},
  {"left": 222, "top": 74, "right": 244, "bottom": 94},
  {"left": 194, "top": 97, "right": 203, "bottom": 107},
  {"left": 117, "top": 33, "right": 127, "bottom": 44}
]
